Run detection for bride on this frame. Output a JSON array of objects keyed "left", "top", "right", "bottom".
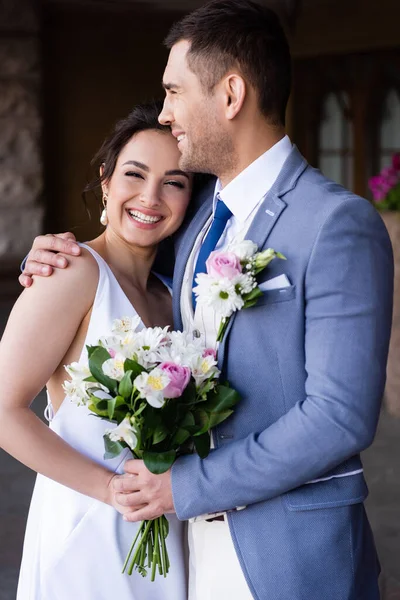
[{"left": 0, "top": 102, "right": 192, "bottom": 600}]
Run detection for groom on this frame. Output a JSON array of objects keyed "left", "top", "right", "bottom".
[{"left": 21, "top": 1, "right": 393, "bottom": 598}]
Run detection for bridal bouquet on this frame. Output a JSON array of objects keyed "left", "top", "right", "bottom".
[
  {"left": 63, "top": 317, "right": 240, "bottom": 580},
  {"left": 193, "top": 240, "right": 286, "bottom": 341}
]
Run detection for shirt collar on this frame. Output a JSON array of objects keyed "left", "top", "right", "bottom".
[{"left": 213, "top": 135, "right": 293, "bottom": 223}]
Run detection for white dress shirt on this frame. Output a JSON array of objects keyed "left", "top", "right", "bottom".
[{"left": 181, "top": 135, "right": 293, "bottom": 349}]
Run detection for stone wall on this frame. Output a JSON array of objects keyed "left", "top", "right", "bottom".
[{"left": 0, "top": 0, "right": 44, "bottom": 261}]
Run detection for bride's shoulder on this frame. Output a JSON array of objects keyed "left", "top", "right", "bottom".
[{"left": 31, "top": 245, "right": 100, "bottom": 300}]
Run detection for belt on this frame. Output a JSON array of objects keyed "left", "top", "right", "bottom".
[{"left": 205, "top": 515, "right": 225, "bottom": 522}]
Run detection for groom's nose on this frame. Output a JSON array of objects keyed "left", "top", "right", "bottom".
[{"left": 158, "top": 98, "right": 173, "bottom": 126}]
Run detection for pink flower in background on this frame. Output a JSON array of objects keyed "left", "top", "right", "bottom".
[
  {"left": 159, "top": 362, "right": 191, "bottom": 398},
  {"left": 369, "top": 160, "right": 400, "bottom": 204},
  {"left": 392, "top": 153, "right": 400, "bottom": 172},
  {"left": 203, "top": 348, "right": 217, "bottom": 360},
  {"left": 206, "top": 251, "right": 242, "bottom": 280}
]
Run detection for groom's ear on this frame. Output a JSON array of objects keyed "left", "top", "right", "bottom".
[{"left": 223, "top": 74, "right": 246, "bottom": 120}]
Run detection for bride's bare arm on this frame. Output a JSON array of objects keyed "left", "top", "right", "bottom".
[
  {"left": 19, "top": 232, "right": 82, "bottom": 288},
  {"left": 0, "top": 252, "right": 117, "bottom": 506}
]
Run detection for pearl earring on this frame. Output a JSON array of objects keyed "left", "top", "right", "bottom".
[{"left": 100, "top": 193, "right": 108, "bottom": 226}]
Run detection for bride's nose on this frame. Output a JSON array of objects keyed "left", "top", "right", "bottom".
[{"left": 139, "top": 182, "right": 161, "bottom": 208}]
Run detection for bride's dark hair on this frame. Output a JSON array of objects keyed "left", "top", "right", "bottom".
[{"left": 84, "top": 100, "right": 169, "bottom": 199}]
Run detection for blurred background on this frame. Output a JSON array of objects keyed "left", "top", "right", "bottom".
[{"left": 0, "top": 0, "right": 399, "bottom": 598}]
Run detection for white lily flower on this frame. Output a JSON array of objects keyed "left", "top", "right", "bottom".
[
  {"left": 102, "top": 353, "right": 126, "bottom": 381},
  {"left": 62, "top": 379, "right": 90, "bottom": 406},
  {"left": 189, "top": 354, "right": 220, "bottom": 387},
  {"left": 105, "top": 415, "right": 137, "bottom": 451},
  {"left": 64, "top": 362, "right": 91, "bottom": 382},
  {"left": 134, "top": 367, "right": 171, "bottom": 408},
  {"left": 112, "top": 315, "right": 141, "bottom": 336},
  {"left": 228, "top": 240, "right": 258, "bottom": 261}
]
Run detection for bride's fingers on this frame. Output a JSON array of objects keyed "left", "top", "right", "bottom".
[
  {"left": 123, "top": 505, "right": 163, "bottom": 522},
  {"left": 112, "top": 473, "right": 138, "bottom": 493},
  {"left": 115, "top": 491, "right": 145, "bottom": 507},
  {"left": 19, "top": 273, "right": 34, "bottom": 288}
]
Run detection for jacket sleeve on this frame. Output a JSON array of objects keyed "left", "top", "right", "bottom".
[{"left": 171, "top": 197, "right": 394, "bottom": 520}]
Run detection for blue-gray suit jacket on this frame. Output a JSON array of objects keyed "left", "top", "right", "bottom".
[{"left": 170, "top": 147, "right": 393, "bottom": 600}]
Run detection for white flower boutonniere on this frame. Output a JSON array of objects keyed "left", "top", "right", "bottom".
[{"left": 193, "top": 241, "right": 286, "bottom": 342}]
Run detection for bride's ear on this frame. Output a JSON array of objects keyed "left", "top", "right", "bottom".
[{"left": 99, "top": 163, "right": 108, "bottom": 196}]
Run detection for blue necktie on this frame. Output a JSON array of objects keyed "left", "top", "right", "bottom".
[{"left": 192, "top": 196, "right": 233, "bottom": 307}]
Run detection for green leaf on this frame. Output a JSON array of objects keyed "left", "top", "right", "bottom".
[
  {"left": 124, "top": 359, "right": 146, "bottom": 379},
  {"left": 107, "top": 395, "right": 125, "bottom": 420},
  {"left": 193, "top": 408, "right": 210, "bottom": 435},
  {"left": 86, "top": 345, "right": 98, "bottom": 358},
  {"left": 171, "top": 427, "right": 191, "bottom": 445},
  {"left": 179, "top": 380, "right": 197, "bottom": 404},
  {"left": 88, "top": 346, "right": 117, "bottom": 393},
  {"left": 208, "top": 409, "right": 234, "bottom": 428},
  {"left": 196, "top": 376, "right": 218, "bottom": 399},
  {"left": 193, "top": 432, "right": 211, "bottom": 459},
  {"left": 153, "top": 424, "right": 168, "bottom": 445},
  {"left": 179, "top": 412, "right": 195, "bottom": 429},
  {"left": 103, "top": 434, "right": 125, "bottom": 460},
  {"left": 143, "top": 450, "right": 176, "bottom": 474},
  {"left": 203, "top": 385, "right": 241, "bottom": 413},
  {"left": 88, "top": 399, "right": 109, "bottom": 417},
  {"left": 119, "top": 371, "right": 133, "bottom": 398},
  {"left": 243, "top": 287, "right": 264, "bottom": 303}
]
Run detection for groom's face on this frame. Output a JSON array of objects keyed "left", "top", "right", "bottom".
[{"left": 159, "top": 40, "right": 232, "bottom": 176}]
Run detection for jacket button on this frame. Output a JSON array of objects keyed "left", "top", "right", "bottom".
[{"left": 193, "top": 329, "right": 201, "bottom": 338}]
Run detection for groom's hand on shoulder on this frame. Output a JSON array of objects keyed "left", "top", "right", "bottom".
[{"left": 19, "top": 232, "right": 81, "bottom": 288}]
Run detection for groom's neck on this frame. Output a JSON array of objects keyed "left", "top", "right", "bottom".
[{"left": 218, "top": 121, "right": 286, "bottom": 189}]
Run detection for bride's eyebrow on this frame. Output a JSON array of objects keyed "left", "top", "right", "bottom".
[
  {"left": 122, "top": 160, "right": 149, "bottom": 171},
  {"left": 165, "top": 170, "right": 190, "bottom": 180}
]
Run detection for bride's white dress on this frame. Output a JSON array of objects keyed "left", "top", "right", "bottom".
[{"left": 17, "top": 244, "right": 187, "bottom": 600}]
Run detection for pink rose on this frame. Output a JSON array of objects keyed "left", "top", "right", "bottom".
[
  {"left": 159, "top": 362, "right": 191, "bottom": 398},
  {"left": 206, "top": 251, "right": 242, "bottom": 280},
  {"left": 203, "top": 348, "right": 217, "bottom": 360}
]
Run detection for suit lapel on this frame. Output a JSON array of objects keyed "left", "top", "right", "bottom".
[
  {"left": 218, "top": 147, "right": 308, "bottom": 367},
  {"left": 172, "top": 184, "right": 214, "bottom": 330}
]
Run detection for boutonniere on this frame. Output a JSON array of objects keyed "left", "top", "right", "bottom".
[{"left": 193, "top": 240, "right": 286, "bottom": 342}]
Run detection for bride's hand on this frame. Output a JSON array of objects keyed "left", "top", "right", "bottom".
[
  {"left": 19, "top": 232, "right": 81, "bottom": 288},
  {"left": 107, "top": 461, "right": 175, "bottom": 521}
]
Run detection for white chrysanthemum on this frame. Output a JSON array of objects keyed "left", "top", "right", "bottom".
[
  {"left": 105, "top": 415, "right": 137, "bottom": 451},
  {"left": 194, "top": 274, "right": 244, "bottom": 318},
  {"left": 134, "top": 367, "right": 171, "bottom": 408},
  {"left": 130, "top": 326, "right": 170, "bottom": 368},
  {"left": 189, "top": 354, "right": 220, "bottom": 387},
  {"left": 228, "top": 240, "right": 258, "bottom": 261},
  {"left": 112, "top": 315, "right": 141, "bottom": 336},
  {"left": 232, "top": 272, "right": 256, "bottom": 294},
  {"left": 102, "top": 353, "right": 126, "bottom": 381},
  {"left": 162, "top": 331, "right": 205, "bottom": 366},
  {"left": 62, "top": 379, "right": 90, "bottom": 406}
]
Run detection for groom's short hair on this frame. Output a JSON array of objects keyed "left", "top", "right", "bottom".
[{"left": 164, "top": 0, "right": 291, "bottom": 126}]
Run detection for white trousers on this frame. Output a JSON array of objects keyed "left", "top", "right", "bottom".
[{"left": 188, "top": 517, "right": 253, "bottom": 600}]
